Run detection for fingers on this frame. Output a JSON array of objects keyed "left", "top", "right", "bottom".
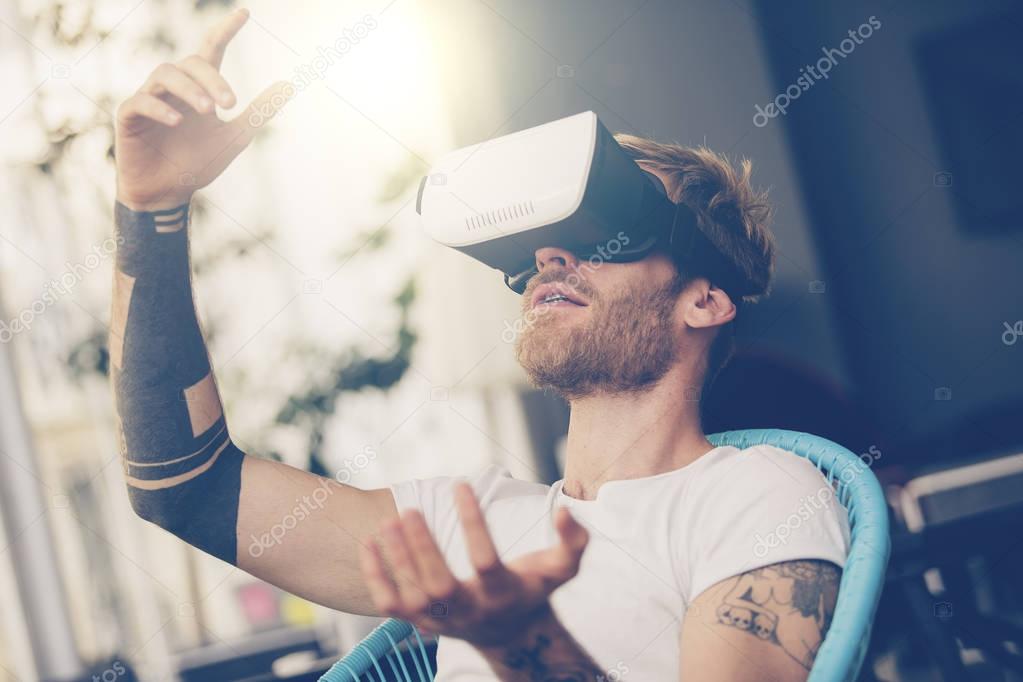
[
  {"left": 552, "top": 507, "right": 588, "bottom": 574},
  {"left": 359, "top": 540, "right": 401, "bottom": 615},
  {"left": 380, "top": 519, "right": 427, "bottom": 609},
  {"left": 401, "top": 511, "right": 459, "bottom": 599},
  {"left": 555, "top": 506, "right": 589, "bottom": 555},
  {"left": 197, "top": 8, "right": 249, "bottom": 70},
  {"left": 366, "top": 513, "right": 459, "bottom": 623},
  {"left": 525, "top": 507, "right": 588, "bottom": 589},
  {"left": 131, "top": 8, "right": 248, "bottom": 119},
  {"left": 177, "top": 55, "right": 236, "bottom": 108},
  {"left": 140, "top": 63, "right": 214, "bottom": 115},
  {"left": 511, "top": 508, "right": 587, "bottom": 599},
  {"left": 116, "top": 93, "right": 183, "bottom": 127},
  {"left": 454, "top": 483, "right": 503, "bottom": 578}
]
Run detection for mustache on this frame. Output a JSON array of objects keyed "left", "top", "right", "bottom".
[{"left": 524, "top": 267, "right": 597, "bottom": 301}]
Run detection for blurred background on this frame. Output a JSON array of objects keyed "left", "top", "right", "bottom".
[{"left": 0, "top": 0, "right": 1021, "bottom": 680}]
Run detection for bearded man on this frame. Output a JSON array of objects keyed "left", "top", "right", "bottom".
[{"left": 111, "top": 10, "right": 848, "bottom": 680}]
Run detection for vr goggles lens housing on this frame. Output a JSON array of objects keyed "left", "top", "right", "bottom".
[{"left": 417, "top": 111, "right": 752, "bottom": 299}]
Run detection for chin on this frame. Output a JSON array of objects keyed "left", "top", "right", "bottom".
[
  {"left": 520, "top": 314, "right": 582, "bottom": 349},
  {"left": 516, "top": 322, "right": 587, "bottom": 383}
]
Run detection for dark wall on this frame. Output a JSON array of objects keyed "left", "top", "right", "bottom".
[{"left": 753, "top": 0, "right": 1023, "bottom": 462}]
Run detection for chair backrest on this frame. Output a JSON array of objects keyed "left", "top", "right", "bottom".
[
  {"left": 708, "top": 429, "right": 890, "bottom": 682},
  {"left": 320, "top": 429, "right": 890, "bottom": 682},
  {"left": 318, "top": 618, "right": 423, "bottom": 681}
]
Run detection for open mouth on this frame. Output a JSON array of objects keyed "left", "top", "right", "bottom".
[{"left": 531, "top": 283, "right": 590, "bottom": 310}]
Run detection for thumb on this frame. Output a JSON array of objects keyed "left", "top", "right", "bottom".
[
  {"left": 228, "top": 80, "right": 296, "bottom": 148},
  {"left": 554, "top": 507, "right": 588, "bottom": 567}
]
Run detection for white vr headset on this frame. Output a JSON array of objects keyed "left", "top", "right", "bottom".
[{"left": 417, "top": 111, "right": 751, "bottom": 297}]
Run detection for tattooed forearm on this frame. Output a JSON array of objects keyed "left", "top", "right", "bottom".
[
  {"left": 111, "top": 201, "right": 244, "bottom": 563},
  {"left": 479, "top": 615, "right": 607, "bottom": 681},
  {"left": 502, "top": 634, "right": 603, "bottom": 681},
  {"left": 714, "top": 560, "right": 840, "bottom": 670}
]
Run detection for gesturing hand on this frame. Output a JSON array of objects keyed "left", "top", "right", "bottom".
[
  {"left": 114, "top": 9, "right": 289, "bottom": 211},
  {"left": 360, "top": 482, "right": 589, "bottom": 648}
]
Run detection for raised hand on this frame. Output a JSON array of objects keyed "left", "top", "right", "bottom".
[
  {"left": 360, "top": 482, "right": 590, "bottom": 649},
  {"left": 114, "top": 8, "right": 289, "bottom": 211}
]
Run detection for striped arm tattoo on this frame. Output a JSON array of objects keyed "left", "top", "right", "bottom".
[{"left": 111, "top": 201, "right": 244, "bottom": 564}]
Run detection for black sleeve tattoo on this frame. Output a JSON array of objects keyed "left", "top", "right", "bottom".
[
  {"left": 499, "top": 633, "right": 606, "bottom": 682},
  {"left": 111, "top": 201, "right": 244, "bottom": 564},
  {"left": 714, "top": 560, "right": 840, "bottom": 670}
]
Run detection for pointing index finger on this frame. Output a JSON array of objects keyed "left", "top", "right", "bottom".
[{"left": 197, "top": 8, "right": 249, "bottom": 70}]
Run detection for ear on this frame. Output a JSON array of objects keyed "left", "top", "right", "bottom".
[{"left": 681, "top": 279, "right": 737, "bottom": 331}]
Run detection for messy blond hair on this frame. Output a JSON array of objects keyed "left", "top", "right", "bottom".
[{"left": 614, "top": 134, "right": 777, "bottom": 387}]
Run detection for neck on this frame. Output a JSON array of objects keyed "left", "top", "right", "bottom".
[{"left": 560, "top": 362, "right": 714, "bottom": 500}]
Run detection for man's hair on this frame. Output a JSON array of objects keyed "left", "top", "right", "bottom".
[{"left": 614, "top": 134, "right": 776, "bottom": 390}]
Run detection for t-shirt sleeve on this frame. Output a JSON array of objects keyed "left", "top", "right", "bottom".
[
  {"left": 685, "top": 445, "right": 851, "bottom": 605},
  {"left": 389, "top": 463, "right": 513, "bottom": 553}
]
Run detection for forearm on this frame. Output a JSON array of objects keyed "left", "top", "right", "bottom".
[
  {"left": 476, "top": 608, "right": 606, "bottom": 682},
  {"left": 111, "top": 199, "right": 244, "bottom": 563}
]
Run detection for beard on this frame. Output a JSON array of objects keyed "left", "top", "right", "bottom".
[{"left": 515, "top": 272, "right": 684, "bottom": 400}]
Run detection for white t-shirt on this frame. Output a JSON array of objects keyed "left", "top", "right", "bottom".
[{"left": 390, "top": 444, "right": 850, "bottom": 680}]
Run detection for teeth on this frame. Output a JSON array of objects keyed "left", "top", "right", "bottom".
[{"left": 542, "top": 294, "right": 569, "bottom": 304}]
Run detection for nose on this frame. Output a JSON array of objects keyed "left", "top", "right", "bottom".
[{"left": 535, "top": 246, "right": 579, "bottom": 273}]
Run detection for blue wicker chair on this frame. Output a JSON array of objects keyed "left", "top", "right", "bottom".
[{"left": 319, "top": 429, "right": 890, "bottom": 682}]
